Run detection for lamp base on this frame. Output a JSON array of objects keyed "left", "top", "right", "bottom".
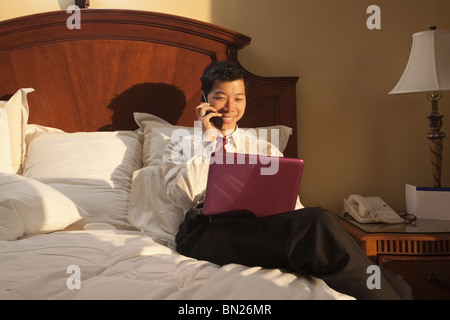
[
  {"left": 428, "top": 137, "right": 444, "bottom": 188},
  {"left": 427, "top": 91, "right": 445, "bottom": 188}
]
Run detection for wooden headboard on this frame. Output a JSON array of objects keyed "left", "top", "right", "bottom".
[{"left": 0, "top": 9, "right": 298, "bottom": 157}]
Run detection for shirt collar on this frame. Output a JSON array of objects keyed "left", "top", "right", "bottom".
[{"left": 218, "top": 126, "right": 241, "bottom": 150}]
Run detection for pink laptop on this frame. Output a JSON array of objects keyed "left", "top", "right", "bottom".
[{"left": 203, "top": 153, "right": 304, "bottom": 217}]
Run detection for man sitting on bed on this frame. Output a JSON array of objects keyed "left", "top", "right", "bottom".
[{"left": 161, "top": 60, "right": 412, "bottom": 300}]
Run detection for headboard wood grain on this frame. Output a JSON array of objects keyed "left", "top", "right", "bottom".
[{"left": 0, "top": 9, "right": 298, "bottom": 157}]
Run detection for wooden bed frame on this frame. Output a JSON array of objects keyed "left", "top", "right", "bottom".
[{"left": 0, "top": 9, "right": 299, "bottom": 157}]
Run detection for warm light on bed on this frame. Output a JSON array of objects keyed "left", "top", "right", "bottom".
[{"left": 389, "top": 27, "right": 450, "bottom": 187}]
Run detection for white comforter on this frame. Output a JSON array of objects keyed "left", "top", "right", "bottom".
[{"left": 0, "top": 230, "right": 353, "bottom": 300}]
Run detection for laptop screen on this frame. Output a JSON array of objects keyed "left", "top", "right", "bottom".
[{"left": 203, "top": 153, "right": 304, "bottom": 217}]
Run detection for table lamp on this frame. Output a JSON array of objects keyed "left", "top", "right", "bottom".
[{"left": 389, "top": 26, "right": 450, "bottom": 188}]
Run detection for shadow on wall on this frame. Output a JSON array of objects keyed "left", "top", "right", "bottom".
[{"left": 100, "top": 83, "right": 186, "bottom": 131}]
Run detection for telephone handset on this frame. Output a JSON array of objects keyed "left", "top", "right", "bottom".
[
  {"left": 202, "top": 92, "right": 223, "bottom": 130},
  {"left": 343, "top": 194, "right": 403, "bottom": 224}
]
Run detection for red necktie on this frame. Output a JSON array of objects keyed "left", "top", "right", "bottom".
[{"left": 215, "top": 136, "right": 228, "bottom": 154}]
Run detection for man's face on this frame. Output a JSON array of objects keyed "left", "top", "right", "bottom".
[{"left": 207, "top": 79, "right": 246, "bottom": 134}]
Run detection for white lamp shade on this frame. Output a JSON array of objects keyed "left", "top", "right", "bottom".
[{"left": 389, "top": 29, "right": 450, "bottom": 94}]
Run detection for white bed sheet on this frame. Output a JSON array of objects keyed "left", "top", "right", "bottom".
[{"left": 0, "top": 230, "right": 353, "bottom": 300}]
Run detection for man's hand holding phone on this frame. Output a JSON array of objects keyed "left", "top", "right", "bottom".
[
  {"left": 197, "top": 92, "right": 223, "bottom": 141},
  {"left": 196, "top": 103, "right": 222, "bottom": 141},
  {"left": 201, "top": 92, "right": 223, "bottom": 130}
]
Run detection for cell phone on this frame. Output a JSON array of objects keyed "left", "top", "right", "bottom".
[{"left": 202, "top": 92, "right": 223, "bottom": 130}]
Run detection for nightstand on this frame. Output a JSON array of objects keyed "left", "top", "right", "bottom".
[{"left": 338, "top": 212, "right": 450, "bottom": 300}]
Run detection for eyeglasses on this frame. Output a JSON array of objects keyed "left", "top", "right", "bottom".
[{"left": 397, "top": 211, "right": 417, "bottom": 227}]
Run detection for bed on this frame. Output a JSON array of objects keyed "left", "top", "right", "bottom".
[{"left": 0, "top": 8, "right": 354, "bottom": 301}]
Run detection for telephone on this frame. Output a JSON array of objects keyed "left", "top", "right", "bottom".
[
  {"left": 343, "top": 194, "right": 404, "bottom": 224},
  {"left": 202, "top": 92, "right": 223, "bottom": 130}
]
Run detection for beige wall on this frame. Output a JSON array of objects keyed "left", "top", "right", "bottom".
[{"left": 1, "top": 0, "right": 449, "bottom": 213}]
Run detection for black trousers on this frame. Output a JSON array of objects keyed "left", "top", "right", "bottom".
[{"left": 175, "top": 207, "right": 412, "bottom": 300}]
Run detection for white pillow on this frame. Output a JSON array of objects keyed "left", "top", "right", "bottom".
[
  {"left": 0, "top": 88, "right": 34, "bottom": 173},
  {"left": 23, "top": 124, "right": 64, "bottom": 165},
  {"left": 0, "top": 101, "right": 12, "bottom": 172},
  {"left": 134, "top": 112, "right": 189, "bottom": 167},
  {"left": 0, "top": 173, "right": 87, "bottom": 241},
  {"left": 133, "top": 112, "right": 292, "bottom": 167},
  {"left": 22, "top": 131, "right": 143, "bottom": 227},
  {"left": 134, "top": 112, "right": 172, "bottom": 129}
]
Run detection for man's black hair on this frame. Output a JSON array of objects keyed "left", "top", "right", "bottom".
[{"left": 200, "top": 60, "right": 249, "bottom": 96}]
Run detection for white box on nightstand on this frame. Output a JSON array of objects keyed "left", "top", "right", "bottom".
[{"left": 406, "top": 184, "right": 450, "bottom": 220}]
